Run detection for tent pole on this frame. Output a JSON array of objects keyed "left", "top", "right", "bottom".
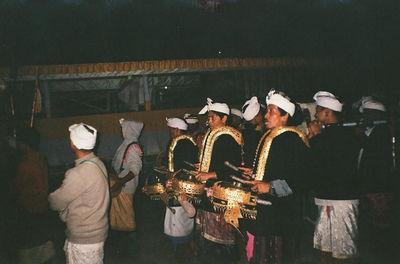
[{"left": 29, "top": 67, "right": 39, "bottom": 128}]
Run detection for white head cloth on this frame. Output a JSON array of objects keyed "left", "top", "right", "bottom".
[
  {"left": 166, "top": 117, "right": 188, "bottom": 130},
  {"left": 69, "top": 123, "right": 97, "bottom": 150},
  {"left": 359, "top": 98, "right": 386, "bottom": 113},
  {"left": 231, "top": 108, "right": 243, "bottom": 119},
  {"left": 313, "top": 91, "right": 343, "bottom": 112},
  {"left": 183, "top": 113, "right": 199, "bottom": 124},
  {"left": 198, "top": 98, "right": 230, "bottom": 115},
  {"left": 242, "top": 96, "right": 260, "bottom": 121},
  {"left": 265, "top": 90, "right": 295, "bottom": 117}
]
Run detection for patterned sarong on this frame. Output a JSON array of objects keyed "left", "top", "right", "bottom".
[
  {"left": 197, "top": 209, "right": 235, "bottom": 245},
  {"left": 64, "top": 240, "right": 104, "bottom": 264},
  {"left": 314, "top": 199, "right": 359, "bottom": 259}
]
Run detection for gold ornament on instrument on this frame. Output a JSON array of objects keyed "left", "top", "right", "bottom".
[
  {"left": 211, "top": 181, "right": 258, "bottom": 228},
  {"left": 171, "top": 170, "right": 205, "bottom": 204},
  {"left": 142, "top": 173, "right": 169, "bottom": 201}
]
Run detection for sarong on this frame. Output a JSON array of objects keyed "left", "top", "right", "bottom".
[
  {"left": 197, "top": 209, "right": 235, "bottom": 245},
  {"left": 364, "top": 192, "right": 394, "bottom": 228},
  {"left": 196, "top": 209, "right": 239, "bottom": 263},
  {"left": 64, "top": 240, "right": 104, "bottom": 264},
  {"left": 110, "top": 192, "right": 136, "bottom": 231},
  {"left": 314, "top": 199, "right": 359, "bottom": 259},
  {"left": 246, "top": 232, "right": 297, "bottom": 264}
]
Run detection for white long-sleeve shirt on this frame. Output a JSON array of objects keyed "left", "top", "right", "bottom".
[{"left": 164, "top": 201, "right": 195, "bottom": 237}]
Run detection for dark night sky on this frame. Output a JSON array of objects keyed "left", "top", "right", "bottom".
[
  {"left": 0, "top": 0, "right": 399, "bottom": 66},
  {"left": 0, "top": 0, "right": 399, "bottom": 105}
]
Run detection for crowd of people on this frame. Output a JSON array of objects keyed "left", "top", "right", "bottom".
[{"left": 1, "top": 89, "right": 398, "bottom": 264}]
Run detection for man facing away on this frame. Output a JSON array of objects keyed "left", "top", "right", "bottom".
[
  {"left": 49, "top": 123, "right": 110, "bottom": 264},
  {"left": 308, "top": 91, "right": 361, "bottom": 264}
]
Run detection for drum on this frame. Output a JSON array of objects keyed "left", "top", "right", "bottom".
[
  {"left": 171, "top": 170, "right": 205, "bottom": 204},
  {"left": 142, "top": 173, "right": 168, "bottom": 201},
  {"left": 211, "top": 181, "right": 258, "bottom": 227}
]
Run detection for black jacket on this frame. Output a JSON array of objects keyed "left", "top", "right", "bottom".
[
  {"left": 199, "top": 133, "right": 242, "bottom": 211},
  {"left": 171, "top": 138, "right": 198, "bottom": 171},
  {"left": 246, "top": 131, "right": 310, "bottom": 236},
  {"left": 358, "top": 125, "right": 393, "bottom": 194},
  {"left": 241, "top": 124, "right": 263, "bottom": 168},
  {"left": 309, "top": 125, "right": 361, "bottom": 200}
]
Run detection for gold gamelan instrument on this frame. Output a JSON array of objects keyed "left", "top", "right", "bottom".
[
  {"left": 142, "top": 169, "right": 176, "bottom": 214},
  {"left": 143, "top": 167, "right": 205, "bottom": 205},
  {"left": 170, "top": 169, "right": 205, "bottom": 204},
  {"left": 210, "top": 162, "right": 272, "bottom": 228},
  {"left": 210, "top": 180, "right": 258, "bottom": 228}
]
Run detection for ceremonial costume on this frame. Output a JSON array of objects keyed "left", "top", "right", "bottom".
[
  {"left": 163, "top": 118, "right": 198, "bottom": 262},
  {"left": 358, "top": 124, "right": 393, "bottom": 196},
  {"left": 358, "top": 99, "right": 392, "bottom": 197},
  {"left": 183, "top": 113, "right": 204, "bottom": 152},
  {"left": 357, "top": 99, "right": 395, "bottom": 263},
  {"left": 311, "top": 92, "right": 361, "bottom": 260},
  {"left": 196, "top": 98, "right": 243, "bottom": 263},
  {"left": 198, "top": 126, "right": 243, "bottom": 238},
  {"left": 311, "top": 125, "right": 360, "bottom": 259},
  {"left": 246, "top": 127, "right": 310, "bottom": 264},
  {"left": 241, "top": 124, "right": 263, "bottom": 167},
  {"left": 167, "top": 134, "right": 198, "bottom": 172}
]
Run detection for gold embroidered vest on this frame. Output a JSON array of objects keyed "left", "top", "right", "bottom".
[
  {"left": 199, "top": 126, "right": 243, "bottom": 173},
  {"left": 168, "top": 134, "right": 197, "bottom": 172},
  {"left": 252, "top": 126, "right": 309, "bottom": 180}
]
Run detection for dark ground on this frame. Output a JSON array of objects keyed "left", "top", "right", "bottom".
[
  {"left": 40, "top": 156, "right": 319, "bottom": 264},
  {"left": 1, "top": 154, "right": 398, "bottom": 263}
]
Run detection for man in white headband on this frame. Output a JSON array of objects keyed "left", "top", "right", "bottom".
[
  {"left": 357, "top": 97, "right": 393, "bottom": 262},
  {"left": 163, "top": 117, "right": 198, "bottom": 261},
  {"left": 241, "top": 96, "right": 265, "bottom": 167},
  {"left": 266, "top": 90, "right": 296, "bottom": 116},
  {"left": 49, "top": 123, "right": 110, "bottom": 264},
  {"left": 359, "top": 97, "right": 386, "bottom": 113},
  {"left": 264, "top": 89, "right": 296, "bottom": 129},
  {"left": 313, "top": 91, "right": 343, "bottom": 112},
  {"left": 165, "top": 116, "right": 198, "bottom": 170},
  {"left": 308, "top": 91, "right": 343, "bottom": 138},
  {"left": 242, "top": 97, "right": 261, "bottom": 122},
  {"left": 160, "top": 117, "right": 197, "bottom": 172},
  {"left": 167, "top": 117, "right": 188, "bottom": 132},
  {"left": 308, "top": 91, "right": 361, "bottom": 262},
  {"left": 241, "top": 89, "right": 310, "bottom": 264},
  {"left": 199, "top": 98, "right": 230, "bottom": 116},
  {"left": 183, "top": 113, "right": 203, "bottom": 147},
  {"left": 196, "top": 98, "right": 242, "bottom": 261}
]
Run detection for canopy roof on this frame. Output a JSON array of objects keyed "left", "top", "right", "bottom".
[{"left": 0, "top": 57, "right": 320, "bottom": 81}]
